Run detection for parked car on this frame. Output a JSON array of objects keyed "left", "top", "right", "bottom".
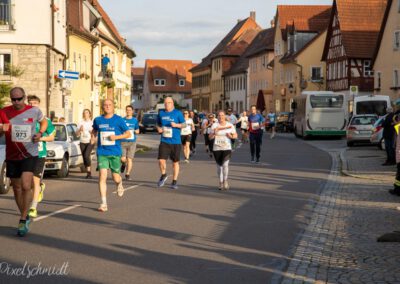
[
  {"left": 370, "top": 115, "right": 387, "bottom": 150},
  {"left": 346, "top": 114, "right": 378, "bottom": 147},
  {"left": 45, "top": 123, "right": 92, "bottom": 177},
  {"left": 139, "top": 113, "right": 158, "bottom": 134},
  {"left": 0, "top": 136, "right": 10, "bottom": 194},
  {"left": 276, "top": 112, "right": 294, "bottom": 132}
]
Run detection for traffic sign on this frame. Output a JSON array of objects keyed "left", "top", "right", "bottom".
[{"left": 58, "top": 70, "right": 79, "bottom": 80}]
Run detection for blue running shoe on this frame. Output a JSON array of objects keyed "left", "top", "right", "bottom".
[
  {"left": 158, "top": 175, "right": 168, "bottom": 187},
  {"left": 17, "top": 217, "right": 31, "bottom": 237},
  {"left": 171, "top": 182, "right": 178, "bottom": 190}
]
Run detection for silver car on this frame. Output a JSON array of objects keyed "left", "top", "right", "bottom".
[
  {"left": 370, "top": 115, "right": 387, "bottom": 150},
  {"left": 346, "top": 114, "right": 378, "bottom": 147}
]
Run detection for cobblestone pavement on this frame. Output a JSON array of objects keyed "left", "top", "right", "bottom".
[{"left": 273, "top": 143, "right": 400, "bottom": 284}]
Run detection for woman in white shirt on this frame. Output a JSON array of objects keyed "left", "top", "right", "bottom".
[
  {"left": 209, "top": 110, "right": 238, "bottom": 190},
  {"left": 76, "top": 109, "right": 94, "bottom": 178},
  {"left": 181, "top": 110, "right": 195, "bottom": 163},
  {"left": 238, "top": 111, "right": 249, "bottom": 143}
]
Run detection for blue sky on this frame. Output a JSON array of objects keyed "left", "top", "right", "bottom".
[{"left": 99, "top": 0, "right": 333, "bottom": 67}]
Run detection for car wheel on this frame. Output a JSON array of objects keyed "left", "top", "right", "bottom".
[
  {"left": 347, "top": 141, "right": 354, "bottom": 147},
  {"left": 57, "top": 155, "right": 69, "bottom": 178},
  {"left": 0, "top": 162, "right": 10, "bottom": 194}
]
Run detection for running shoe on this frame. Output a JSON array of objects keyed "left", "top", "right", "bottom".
[
  {"left": 38, "top": 183, "right": 45, "bottom": 203},
  {"left": 251, "top": 158, "right": 255, "bottom": 164},
  {"left": 17, "top": 217, "right": 31, "bottom": 237},
  {"left": 28, "top": 208, "right": 37, "bottom": 218},
  {"left": 219, "top": 182, "right": 223, "bottom": 191},
  {"left": 117, "top": 183, "right": 124, "bottom": 197},
  {"left": 171, "top": 182, "right": 178, "bottom": 190},
  {"left": 125, "top": 175, "right": 130, "bottom": 181},
  {"left": 271, "top": 133, "right": 275, "bottom": 139},
  {"left": 158, "top": 175, "right": 168, "bottom": 187},
  {"left": 184, "top": 159, "right": 189, "bottom": 163},
  {"left": 98, "top": 204, "right": 108, "bottom": 212},
  {"left": 256, "top": 159, "right": 260, "bottom": 164},
  {"left": 223, "top": 180, "right": 230, "bottom": 190}
]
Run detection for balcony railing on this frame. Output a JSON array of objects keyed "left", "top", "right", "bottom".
[{"left": 0, "top": 2, "right": 13, "bottom": 30}]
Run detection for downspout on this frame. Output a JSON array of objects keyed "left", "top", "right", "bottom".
[
  {"left": 47, "top": 0, "right": 56, "bottom": 117},
  {"left": 244, "top": 70, "right": 248, "bottom": 111}
]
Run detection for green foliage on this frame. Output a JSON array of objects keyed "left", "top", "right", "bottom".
[
  {"left": 0, "top": 83, "right": 12, "bottom": 108},
  {"left": 5, "top": 63, "right": 24, "bottom": 78}
]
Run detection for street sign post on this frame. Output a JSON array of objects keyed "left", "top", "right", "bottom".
[{"left": 58, "top": 70, "right": 80, "bottom": 80}]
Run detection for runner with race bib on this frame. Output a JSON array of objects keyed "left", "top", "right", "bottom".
[
  {"left": 181, "top": 110, "right": 194, "bottom": 163},
  {"left": 248, "top": 105, "right": 265, "bottom": 164}
]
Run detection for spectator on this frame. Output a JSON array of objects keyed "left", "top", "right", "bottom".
[
  {"left": 382, "top": 106, "right": 396, "bottom": 166},
  {"left": 101, "top": 54, "right": 111, "bottom": 77}
]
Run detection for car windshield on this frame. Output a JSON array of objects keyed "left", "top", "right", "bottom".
[
  {"left": 310, "top": 95, "right": 344, "bottom": 108},
  {"left": 351, "top": 116, "right": 377, "bottom": 126},
  {"left": 54, "top": 125, "right": 67, "bottom": 141},
  {"left": 143, "top": 114, "right": 157, "bottom": 123}
]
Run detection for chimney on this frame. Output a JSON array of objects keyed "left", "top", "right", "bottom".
[
  {"left": 270, "top": 19, "right": 275, "bottom": 28},
  {"left": 250, "top": 11, "right": 256, "bottom": 21}
]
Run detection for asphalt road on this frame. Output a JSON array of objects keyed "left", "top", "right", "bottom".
[{"left": 0, "top": 132, "right": 332, "bottom": 284}]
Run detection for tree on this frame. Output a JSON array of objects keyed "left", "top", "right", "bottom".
[{"left": 0, "top": 83, "right": 12, "bottom": 108}]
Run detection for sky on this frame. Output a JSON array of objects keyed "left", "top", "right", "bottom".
[{"left": 98, "top": 0, "right": 333, "bottom": 67}]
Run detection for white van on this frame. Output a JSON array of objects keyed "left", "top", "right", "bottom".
[{"left": 353, "top": 95, "right": 391, "bottom": 116}]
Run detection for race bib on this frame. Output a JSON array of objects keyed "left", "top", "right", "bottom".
[
  {"left": 215, "top": 135, "right": 229, "bottom": 147},
  {"left": 251, "top": 122, "right": 260, "bottom": 130},
  {"left": 162, "top": 127, "right": 173, "bottom": 138},
  {"left": 12, "top": 125, "right": 32, "bottom": 143},
  {"left": 129, "top": 130, "right": 135, "bottom": 140},
  {"left": 181, "top": 127, "right": 191, "bottom": 136},
  {"left": 241, "top": 121, "right": 248, "bottom": 129},
  {"left": 100, "top": 131, "right": 115, "bottom": 146},
  {"left": 38, "top": 141, "right": 44, "bottom": 152},
  {"left": 207, "top": 127, "right": 213, "bottom": 134},
  {"left": 82, "top": 131, "right": 90, "bottom": 138}
]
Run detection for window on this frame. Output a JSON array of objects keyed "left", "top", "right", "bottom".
[
  {"left": 311, "top": 67, "right": 323, "bottom": 82},
  {"left": 154, "top": 79, "right": 166, "bottom": 86},
  {"left": 394, "top": 69, "right": 399, "bottom": 87},
  {"left": 363, "top": 60, "right": 374, "bottom": 77},
  {"left": 310, "top": 95, "right": 344, "bottom": 108},
  {"left": 0, "top": 52, "right": 11, "bottom": 75},
  {"left": 376, "top": 71, "right": 382, "bottom": 89},
  {"left": 394, "top": 31, "right": 400, "bottom": 50},
  {"left": 0, "top": 0, "right": 11, "bottom": 27},
  {"left": 179, "top": 79, "right": 185, "bottom": 87}
]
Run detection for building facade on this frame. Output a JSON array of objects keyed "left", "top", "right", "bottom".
[
  {"left": 373, "top": 0, "right": 400, "bottom": 101},
  {"left": 131, "top": 67, "right": 144, "bottom": 110}
]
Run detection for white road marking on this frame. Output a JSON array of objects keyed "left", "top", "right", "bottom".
[
  {"left": 112, "top": 183, "right": 143, "bottom": 194},
  {"left": 34, "top": 205, "right": 82, "bottom": 222}
]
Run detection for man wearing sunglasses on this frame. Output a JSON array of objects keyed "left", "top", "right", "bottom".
[{"left": 0, "top": 87, "right": 48, "bottom": 236}]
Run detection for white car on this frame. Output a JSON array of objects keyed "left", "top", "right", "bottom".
[
  {"left": 45, "top": 123, "right": 93, "bottom": 177},
  {"left": 0, "top": 136, "right": 10, "bottom": 194}
]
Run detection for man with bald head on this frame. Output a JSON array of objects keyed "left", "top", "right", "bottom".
[
  {"left": 92, "top": 99, "right": 131, "bottom": 212},
  {"left": 156, "top": 97, "right": 185, "bottom": 189}
]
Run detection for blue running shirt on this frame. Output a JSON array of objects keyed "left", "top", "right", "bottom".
[
  {"left": 157, "top": 109, "right": 185, "bottom": 144},
  {"left": 248, "top": 113, "right": 265, "bottom": 133},
  {"left": 93, "top": 114, "right": 129, "bottom": 156},
  {"left": 121, "top": 117, "right": 139, "bottom": 142}
]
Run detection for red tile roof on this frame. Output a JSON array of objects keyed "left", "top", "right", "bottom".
[
  {"left": 335, "top": 0, "right": 388, "bottom": 58},
  {"left": 145, "top": 60, "right": 195, "bottom": 93},
  {"left": 132, "top": 67, "right": 144, "bottom": 80}
]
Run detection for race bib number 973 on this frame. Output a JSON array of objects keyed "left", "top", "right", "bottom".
[{"left": 12, "top": 125, "right": 32, "bottom": 143}]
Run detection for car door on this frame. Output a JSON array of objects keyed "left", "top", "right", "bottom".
[{"left": 67, "top": 124, "right": 81, "bottom": 166}]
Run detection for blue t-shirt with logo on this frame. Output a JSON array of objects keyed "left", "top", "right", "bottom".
[
  {"left": 93, "top": 114, "right": 130, "bottom": 156},
  {"left": 122, "top": 117, "right": 139, "bottom": 142},
  {"left": 157, "top": 109, "right": 185, "bottom": 144},
  {"left": 268, "top": 113, "right": 276, "bottom": 124},
  {"left": 248, "top": 113, "right": 265, "bottom": 133}
]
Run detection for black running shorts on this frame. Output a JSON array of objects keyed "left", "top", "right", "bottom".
[{"left": 158, "top": 142, "right": 181, "bottom": 162}]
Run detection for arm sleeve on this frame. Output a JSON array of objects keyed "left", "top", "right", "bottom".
[
  {"left": 37, "top": 108, "right": 44, "bottom": 122},
  {"left": 135, "top": 119, "right": 139, "bottom": 130},
  {"left": 178, "top": 112, "right": 185, "bottom": 124},
  {"left": 157, "top": 114, "right": 162, "bottom": 126},
  {"left": 0, "top": 110, "right": 9, "bottom": 124},
  {"left": 120, "top": 118, "right": 130, "bottom": 132},
  {"left": 92, "top": 118, "right": 99, "bottom": 131}
]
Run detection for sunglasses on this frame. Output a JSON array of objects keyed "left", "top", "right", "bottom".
[{"left": 11, "top": 97, "right": 24, "bottom": 102}]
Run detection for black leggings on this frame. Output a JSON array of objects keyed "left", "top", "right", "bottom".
[
  {"left": 249, "top": 132, "right": 262, "bottom": 159},
  {"left": 190, "top": 129, "right": 198, "bottom": 151},
  {"left": 80, "top": 143, "right": 94, "bottom": 168}
]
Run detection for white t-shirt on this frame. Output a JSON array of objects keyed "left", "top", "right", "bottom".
[
  {"left": 181, "top": 118, "right": 193, "bottom": 136},
  {"left": 211, "top": 122, "right": 236, "bottom": 151},
  {"left": 240, "top": 116, "right": 249, "bottom": 129},
  {"left": 77, "top": 119, "right": 93, "bottom": 143}
]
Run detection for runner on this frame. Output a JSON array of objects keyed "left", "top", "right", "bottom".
[
  {"left": 0, "top": 87, "right": 47, "bottom": 236},
  {"left": 181, "top": 110, "right": 195, "bottom": 163},
  {"left": 189, "top": 110, "right": 199, "bottom": 156},
  {"left": 226, "top": 108, "right": 238, "bottom": 147},
  {"left": 209, "top": 110, "right": 237, "bottom": 190},
  {"left": 76, "top": 109, "right": 94, "bottom": 179},
  {"left": 202, "top": 113, "right": 217, "bottom": 158},
  {"left": 238, "top": 111, "right": 249, "bottom": 143},
  {"left": 156, "top": 97, "right": 185, "bottom": 189},
  {"left": 267, "top": 110, "right": 277, "bottom": 139},
  {"left": 120, "top": 105, "right": 139, "bottom": 180},
  {"left": 27, "top": 95, "right": 56, "bottom": 219},
  {"left": 248, "top": 105, "right": 265, "bottom": 163},
  {"left": 92, "top": 99, "right": 131, "bottom": 212}
]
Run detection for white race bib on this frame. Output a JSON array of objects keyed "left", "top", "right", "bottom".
[
  {"left": 215, "top": 135, "right": 229, "bottom": 147},
  {"left": 241, "top": 121, "right": 248, "bottom": 129},
  {"left": 181, "top": 127, "right": 191, "bottom": 136},
  {"left": 251, "top": 122, "right": 260, "bottom": 130},
  {"left": 162, "top": 127, "right": 173, "bottom": 138},
  {"left": 100, "top": 131, "right": 115, "bottom": 146},
  {"left": 12, "top": 125, "right": 32, "bottom": 143},
  {"left": 129, "top": 130, "right": 135, "bottom": 140},
  {"left": 207, "top": 127, "right": 213, "bottom": 134}
]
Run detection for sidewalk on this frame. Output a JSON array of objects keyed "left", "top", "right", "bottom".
[{"left": 275, "top": 145, "right": 400, "bottom": 284}]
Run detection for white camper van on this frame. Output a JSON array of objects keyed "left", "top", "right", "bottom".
[{"left": 352, "top": 95, "right": 391, "bottom": 116}]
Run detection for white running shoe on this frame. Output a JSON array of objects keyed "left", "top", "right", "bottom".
[{"left": 117, "top": 182, "right": 124, "bottom": 197}]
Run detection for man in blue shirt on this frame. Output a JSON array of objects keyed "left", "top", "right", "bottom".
[
  {"left": 121, "top": 105, "right": 140, "bottom": 180},
  {"left": 267, "top": 110, "right": 277, "bottom": 139},
  {"left": 156, "top": 97, "right": 185, "bottom": 189},
  {"left": 248, "top": 105, "right": 265, "bottom": 163},
  {"left": 101, "top": 54, "right": 111, "bottom": 77},
  {"left": 92, "top": 99, "right": 131, "bottom": 212}
]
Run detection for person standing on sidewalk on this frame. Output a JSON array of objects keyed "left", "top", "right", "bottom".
[
  {"left": 181, "top": 110, "right": 195, "bottom": 163},
  {"left": 27, "top": 95, "right": 56, "bottom": 219},
  {"left": 189, "top": 110, "right": 199, "bottom": 156},
  {"left": 382, "top": 107, "right": 396, "bottom": 166},
  {"left": 0, "top": 87, "right": 48, "bottom": 236},
  {"left": 92, "top": 99, "right": 131, "bottom": 212},
  {"left": 209, "top": 110, "right": 237, "bottom": 190},
  {"left": 248, "top": 105, "right": 265, "bottom": 163},
  {"left": 156, "top": 97, "right": 185, "bottom": 189},
  {"left": 76, "top": 109, "right": 94, "bottom": 178},
  {"left": 120, "top": 105, "right": 140, "bottom": 181}
]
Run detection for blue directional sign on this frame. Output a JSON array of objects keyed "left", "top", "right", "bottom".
[{"left": 58, "top": 70, "right": 80, "bottom": 80}]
